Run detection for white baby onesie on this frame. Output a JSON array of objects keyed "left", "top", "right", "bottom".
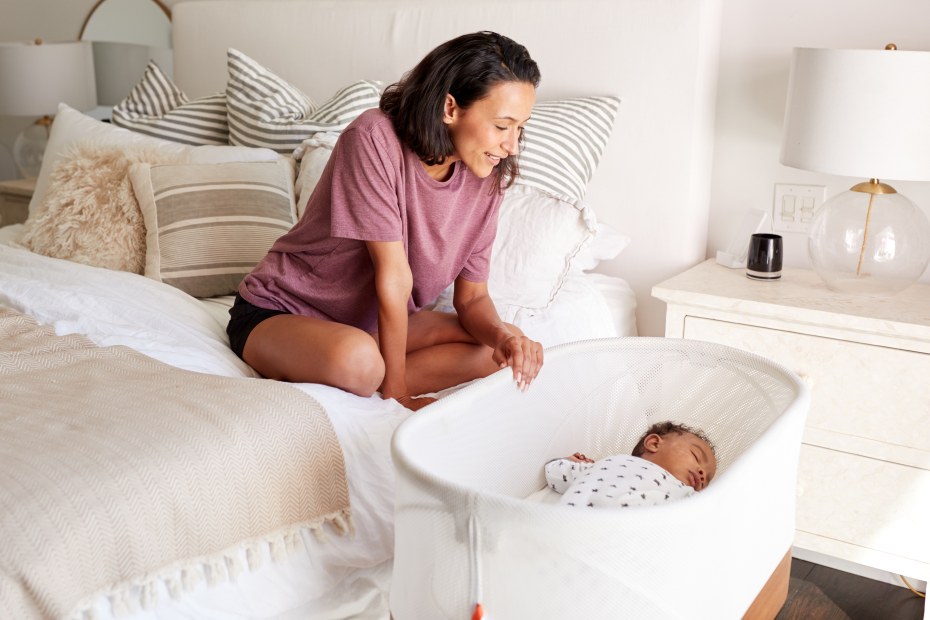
[{"left": 544, "top": 455, "right": 694, "bottom": 508}]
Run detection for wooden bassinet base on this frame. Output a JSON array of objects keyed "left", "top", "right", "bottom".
[{"left": 743, "top": 549, "right": 792, "bottom": 619}]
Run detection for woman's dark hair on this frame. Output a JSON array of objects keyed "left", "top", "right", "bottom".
[
  {"left": 380, "top": 31, "right": 541, "bottom": 189},
  {"left": 631, "top": 421, "right": 716, "bottom": 457}
]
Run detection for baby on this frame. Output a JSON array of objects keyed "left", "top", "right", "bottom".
[{"left": 544, "top": 421, "right": 717, "bottom": 508}]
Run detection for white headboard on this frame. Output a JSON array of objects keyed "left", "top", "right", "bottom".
[{"left": 172, "top": 0, "right": 722, "bottom": 336}]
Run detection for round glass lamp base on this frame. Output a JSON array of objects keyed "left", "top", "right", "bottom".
[
  {"left": 12, "top": 119, "right": 51, "bottom": 179},
  {"left": 808, "top": 187, "right": 930, "bottom": 295}
]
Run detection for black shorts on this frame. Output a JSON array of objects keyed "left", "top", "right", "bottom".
[{"left": 227, "top": 294, "right": 290, "bottom": 359}]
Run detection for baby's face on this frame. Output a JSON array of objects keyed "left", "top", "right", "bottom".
[{"left": 642, "top": 432, "right": 717, "bottom": 491}]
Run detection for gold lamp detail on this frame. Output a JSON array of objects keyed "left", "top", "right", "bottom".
[{"left": 781, "top": 45, "right": 930, "bottom": 294}]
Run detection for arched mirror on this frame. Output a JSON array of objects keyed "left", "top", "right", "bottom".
[
  {"left": 79, "top": 0, "right": 173, "bottom": 113},
  {"left": 79, "top": 0, "right": 172, "bottom": 47}
]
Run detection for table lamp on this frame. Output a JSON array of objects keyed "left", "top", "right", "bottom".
[
  {"left": 0, "top": 39, "right": 97, "bottom": 178},
  {"left": 780, "top": 45, "right": 930, "bottom": 294}
]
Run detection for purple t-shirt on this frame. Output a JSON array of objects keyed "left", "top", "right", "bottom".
[{"left": 239, "top": 108, "right": 503, "bottom": 333}]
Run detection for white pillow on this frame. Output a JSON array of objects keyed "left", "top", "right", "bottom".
[
  {"left": 428, "top": 186, "right": 605, "bottom": 312},
  {"left": 293, "top": 132, "right": 339, "bottom": 219},
  {"left": 574, "top": 220, "right": 630, "bottom": 272},
  {"left": 488, "top": 185, "right": 597, "bottom": 309},
  {"left": 28, "top": 103, "right": 279, "bottom": 222}
]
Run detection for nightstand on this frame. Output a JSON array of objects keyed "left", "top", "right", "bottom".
[
  {"left": 0, "top": 177, "right": 35, "bottom": 227},
  {"left": 653, "top": 259, "right": 929, "bottom": 599}
]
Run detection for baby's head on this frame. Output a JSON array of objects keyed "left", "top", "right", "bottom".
[{"left": 632, "top": 422, "right": 717, "bottom": 491}]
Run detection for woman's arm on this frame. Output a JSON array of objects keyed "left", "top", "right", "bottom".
[
  {"left": 453, "top": 277, "right": 543, "bottom": 391},
  {"left": 366, "top": 240, "right": 413, "bottom": 402}
]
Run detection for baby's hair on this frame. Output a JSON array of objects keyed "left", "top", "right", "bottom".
[{"left": 631, "top": 421, "right": 716, "bottom": 457}]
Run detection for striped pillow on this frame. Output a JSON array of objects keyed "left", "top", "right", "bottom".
[
  {"left": 517, "top": 96, "right": 621, "bottom": 203},
  {"left": 129, "top": 158, "right": 297, "bottom": 297},
  {"left": 112, "top": 61, "right": 229, "bottom": 146},
  {"left": 225, "top": 48, "right": 381, "bottom": 153}
]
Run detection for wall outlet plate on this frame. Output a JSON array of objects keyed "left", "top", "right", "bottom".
[{"left": 773, "top": 184, "right": 825, "bottom": 234}]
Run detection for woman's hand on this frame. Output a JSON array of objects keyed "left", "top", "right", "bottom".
[{"left": 492, "top": 334, "right": 544, "bottom": 392}]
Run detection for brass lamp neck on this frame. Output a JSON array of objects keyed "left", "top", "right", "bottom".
[{"left": 850, "top": 178, "right": 897, "bottom": 195}]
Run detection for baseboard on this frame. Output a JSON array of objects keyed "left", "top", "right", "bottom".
[{"left": 793, "top": 546, "right": 927, "bottom": 593}]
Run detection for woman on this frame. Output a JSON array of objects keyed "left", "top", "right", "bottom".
[{"left": 228, "top": 31, "right": 543, "bottom": 411}]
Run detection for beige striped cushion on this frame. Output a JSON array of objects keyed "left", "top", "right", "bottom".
[
  {"left": 113, "top": 60, "right": 229, "bottom": 146},
  {"left": 130, "top": 159, "right": 297, "bottom": 297},
  {"left": 225, "top": 48, "right": 381, "bottom": 153}
]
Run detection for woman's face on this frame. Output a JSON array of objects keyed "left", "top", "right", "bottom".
[{"left": 442, "top": 80, "right": 536, "bottom": 179}]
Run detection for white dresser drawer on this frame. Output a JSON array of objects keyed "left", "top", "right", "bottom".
[
  {"left": 683, "top": 315, "right": 930, "bottom": 460},
  {"left": 796, "top": 444, "right": 930, "bottom": 578},
  {"left": 654, "top": 259, "right": 930, "bottom": 586}
]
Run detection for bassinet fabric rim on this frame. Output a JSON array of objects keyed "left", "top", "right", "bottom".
[{"left": 390, "top": 336, "right": 806, "bottom": 510}]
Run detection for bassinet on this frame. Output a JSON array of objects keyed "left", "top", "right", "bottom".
[{"left": 391, "top": 338, "right": 810, "bottom": 619}]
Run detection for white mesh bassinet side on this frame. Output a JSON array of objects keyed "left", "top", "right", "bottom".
[{"left": 391, "top": 338, "right": 809, "bottom": 619}]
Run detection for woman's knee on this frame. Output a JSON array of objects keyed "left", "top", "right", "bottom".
[{"left": 329, "top": 334, "right": 385, "bottom": 396}]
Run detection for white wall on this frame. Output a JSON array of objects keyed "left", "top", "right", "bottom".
[
  {"left": 710, "top": 0, "right": 930, "bottom": 280},
  {"left": 5, "top": 0, "right": 930, "bottom": 311}
]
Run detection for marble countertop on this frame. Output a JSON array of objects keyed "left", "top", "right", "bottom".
[{"left": 653, "top": 259, "right": 930, "bottom": 341}]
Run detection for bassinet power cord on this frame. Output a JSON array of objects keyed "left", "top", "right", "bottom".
[
  {"left": 468, "top": 514, "right": 487, "bottom": 620},
  {"left": 899, "top": 575, "right": 926, "bottom": 598}
]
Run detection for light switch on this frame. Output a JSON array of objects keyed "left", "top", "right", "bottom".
[{"left": 773, "top": 184, "right": 826, "bottom": 233}]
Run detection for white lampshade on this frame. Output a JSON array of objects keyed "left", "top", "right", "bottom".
[
  {"left": 0, "top": 40, "right": 97, "bottom": 178},
  {"left": 92, "top": 41, "right": 173, "bottom": 107},
  {"left": 781, "top": 47, "right": 930, "bottom": 182},
  {"left": 0, "top": 40, "right": 97, "bottom": 116},
  {"left": 780, "top": 46, "right": 930, "bottom": 295}
]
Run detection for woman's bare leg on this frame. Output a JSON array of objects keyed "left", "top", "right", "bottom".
[
  {"left": 403, "top": 342, "right": 502, "bottom": 396},
  {"left": 403, "top": 310, "right": 524, "bottom": 395},
  {"left": 243, "top": 314, "right": 385, "bottom": 396},
  {"left": 244, "top": 310, "right": 523, "bottom": 399}
]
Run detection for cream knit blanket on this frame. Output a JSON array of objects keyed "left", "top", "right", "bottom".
[{"left": 0, "top": 308, "right": 351, "bottom": 619}]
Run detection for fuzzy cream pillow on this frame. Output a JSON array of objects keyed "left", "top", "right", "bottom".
[{"left": 19, "top": 141, "right": 186, "bottom": 273}]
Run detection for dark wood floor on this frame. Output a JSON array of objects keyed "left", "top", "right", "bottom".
[{"left": 776, "top": 559, "right": 925, "bottom": 620}]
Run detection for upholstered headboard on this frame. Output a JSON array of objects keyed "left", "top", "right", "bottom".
[{"left": 172, "top": 0, "right": 721, "bottom": 336}]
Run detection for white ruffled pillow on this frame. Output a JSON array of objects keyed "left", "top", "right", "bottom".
[
  {"left": 489, "top": 185, "right": 598, "bottom": 309},
  {"left": 427, "top": 186, "right": 627, "bottom": 313},
  {"left": 293, "top": 132, "right": 339, "bottom": 218}
]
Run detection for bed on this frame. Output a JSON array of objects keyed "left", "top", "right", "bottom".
[{"left": 0, "top": 1, "right": 726, "bottom": 618}]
